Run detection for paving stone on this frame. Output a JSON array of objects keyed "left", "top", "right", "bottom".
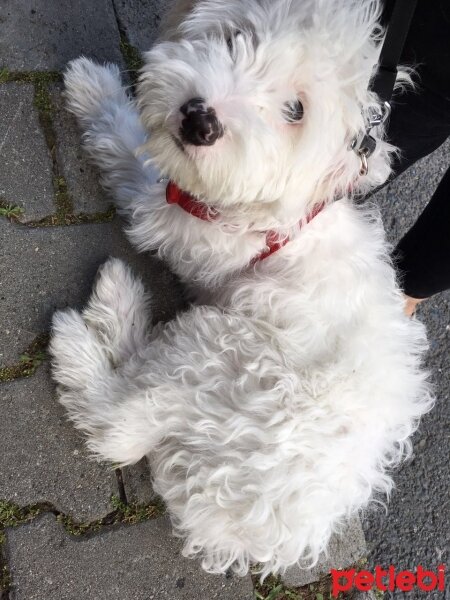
[
  {"left": 0, "top": 366, "right": 117, "bottom": 521},
  {"left": 282, "top": 517, "right": 367, "bottom": 588},
  {"left": 0, "top": 217, "right": 183, "bottom": 366},
  {"left": 51, "top": 83, "right": 111, "bottom": 214},
  {"left": 121, "top": 458, "right": 156, "bottom": 505},
  {"left": 0, "top": 83, "right": 55, "bottom": 221},
  {"left": 113, "top": 0, "right": 168, "bottom": 52},
  {"left": 0, "top": 0, "right": 123, "bottom": 71},
  {"left": 6, "top": 513, "right": 255, "bottom": 600}
]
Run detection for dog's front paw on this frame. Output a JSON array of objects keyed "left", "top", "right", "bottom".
[{"left": 64, "top": 57, "right": 127, "bottom": 127}]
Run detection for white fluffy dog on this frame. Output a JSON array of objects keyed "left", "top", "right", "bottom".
[{"left": 50, "top": 0, "right": 432, "bottom": 578}]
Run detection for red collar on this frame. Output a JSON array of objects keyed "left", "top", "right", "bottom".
[
  {"left": 166, "top": 181, "right": 324, "bottom": 263},
  {"left": 166, "top": 181, "right": 220, "bottom": 220}
]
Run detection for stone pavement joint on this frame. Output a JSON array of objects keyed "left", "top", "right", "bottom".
[
  {"left": 0, "top": 70, "right": 61, "bottom": 84},
  {"left": 0, "top": 204, "right": 25, "bottom": 221},
  {"left": 0, "top": 332, "right": 48, "bottom": 383},
  {"left": 50, "top": 83, "right": 114, "bottom": 216},
  {"left": 29, "top": 75, "right": 74, "bottom": 222},
  {"left": 23, "top": 206, "right": 116, "bottom": 228},
  {"left": 110, "top": 0, "right": 145, "bottom": 89}
]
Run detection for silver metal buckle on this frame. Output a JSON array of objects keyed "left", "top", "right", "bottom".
[
  {"left": 358, "top": 151, "right": 369, "bottom": 176},
  {"left": 366, "top": 101, "right": 391, "bottom": 129},
  {"left": 350, "top": 101, "right": 391, "bottom": 176}
]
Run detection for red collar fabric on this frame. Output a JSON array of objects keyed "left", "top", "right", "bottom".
[
  {"left": 166, "top": 181, "right": 324, "bottom": 264},
  {"left": 166, "top": 180, "right": 219, "bottom": 221}
]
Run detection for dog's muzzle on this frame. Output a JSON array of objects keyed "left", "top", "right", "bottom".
[{"left": 179, "top": 97, "right": 224, "bottom": 146}]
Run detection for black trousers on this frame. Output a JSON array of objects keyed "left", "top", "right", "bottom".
[{"left": 381, "top": 0, "right": 450, "bottom": 298}]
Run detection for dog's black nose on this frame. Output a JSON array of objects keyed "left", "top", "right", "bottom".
[{"left": 179, "top": 97, "right": 224, "bottom": 146}]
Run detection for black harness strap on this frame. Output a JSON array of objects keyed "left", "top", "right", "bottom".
[
  {"left": 351, "top": 0, "right": 419, "bottom": 174},
  {"left": 369, "top": 0, "right": 419, "bottom": 103}
]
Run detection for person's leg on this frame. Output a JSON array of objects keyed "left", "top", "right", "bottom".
[
  {"left": 387, "top": 85, "right": 450, "bottom": 177},
  {"left": 393, "top": 165, "right": 450, "bottom": 299},
  {"left": 378, "top": 0, "right": 450, "bottom": 313},
  {"left": 380, "top": 87, "right": 450, "bottom": 314}
]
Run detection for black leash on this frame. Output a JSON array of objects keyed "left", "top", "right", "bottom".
[
  {"left": 351, "top": 0, "right": 418, "bottom": 175},
  {"left": 370, "top": 0, "right": 419, "bottom": 102}
]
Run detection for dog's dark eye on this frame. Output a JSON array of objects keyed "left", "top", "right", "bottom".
[
  {"left": 283, "top": 99, "right": 304, "bottom": 123},
  {"left": 226, "top": 30, "right": 242, "bottom": 54}
]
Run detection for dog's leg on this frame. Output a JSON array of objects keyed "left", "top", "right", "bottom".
[
  {"left": 64, "top": 57, "right": 160, "bottom": 212},
  {"left": 50, "top": 259, "right": 159, "bottom": 465}
]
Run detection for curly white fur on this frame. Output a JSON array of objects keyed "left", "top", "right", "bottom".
[{"left": 50, "top": 0, "right": 432, "bottom": 578}]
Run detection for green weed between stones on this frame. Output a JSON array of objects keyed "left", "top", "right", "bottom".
[
  {"left": 119, "top": 36, "right": 144, "bottom": 88},
  {"left": 0, "top": 202, "right": 24, "bottom": 220},
  {"left": 0, "top": 203, "right": 115, "bottom": 227},
  {"left": 58, "top": 495, "right": 165, "bottom": 537},
  {"left": 0, "top": 500, "right": 43, "bottom": 530},
  {"left": 0, "top": 69, "right": 60, "bottom": 85},
  {"left": 26, "top": 205, "right": 116, "bottom": 228},
  {"left": 110, "top": 494, "right": 166, "bottom": 525},
  {"left": 0, "top": 333, "right": 49, "bottom": 383},
  {"left": 0, "top": 563, "right": 11, "bottom": 594},
  {"left": 33, "top": 78, "right": 75, "bottom": 222},
  {"left": 252, "top": 564, "right": 372, "bottom": 600}
]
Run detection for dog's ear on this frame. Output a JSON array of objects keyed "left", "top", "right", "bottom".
[
  {"left": 158, "top": 0, "right": 199, "bottom": 41},
  {"left": 315, "top": 0, "right": 383, "bottom": 57}
]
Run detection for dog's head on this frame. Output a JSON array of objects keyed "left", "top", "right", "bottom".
[{"left": 138, "top": 0, "right": 402, "bottom": 216}]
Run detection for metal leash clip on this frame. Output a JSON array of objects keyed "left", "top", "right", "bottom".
[{"left": 350, "top": 101, "right": 391, "bottom": 176}]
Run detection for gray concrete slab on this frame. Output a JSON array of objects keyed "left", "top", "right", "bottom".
[
  {"left": 0, "top": 0, "right": 123, "bottom": 71},
  {"left": 362, "top": 140, "right": 450, "bottom": 599},
  {"left": 0, "top": 217, "right": 183, "bottom": 366},
  {"left": 50, "top": 83, "right": 111, "bottom": 215},
  {"left": 5, "top": 513, "right": 255, "bottom": 600},
  {"left": 112, "top": 0, "right": 167, "bottom": 51},
  {"left": 0, "top": 366, "right": 117, "bottom": 521},
  {"left": 0, "top": 83, "right": 54, "bottom": 221},
  {"left": 121, "top": 458, "right": 157, "bottom": 505},
  {"left": 282, "top": 517, "right": 367, "bottom": 588}
]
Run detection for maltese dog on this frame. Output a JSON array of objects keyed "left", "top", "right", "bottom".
[{"left": 50, "top": 0, "right": 432, "bottom": 578}]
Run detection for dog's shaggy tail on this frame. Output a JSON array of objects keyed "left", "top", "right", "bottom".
[
  {"left": 51, "top": 258, "right": 151, "bottom": 382},
  {"left": 82, "top": 258, "right": 152, "bottom": 366},
  {"left": 50, "top": 259, "right": 156, "bottom": 464},
  {"left": 64, "top": 57, "right": 160, "bottom": 211}
]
